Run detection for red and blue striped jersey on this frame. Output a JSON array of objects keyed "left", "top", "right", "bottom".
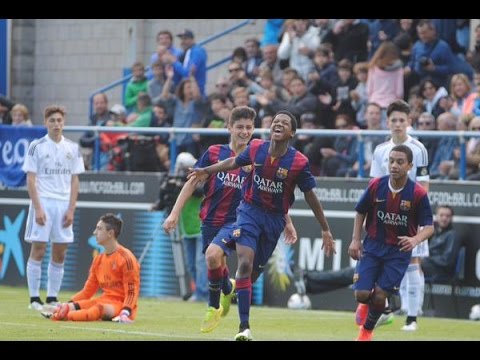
[
  {"left": 355, "top": 176, "right": 433, "bottom": 246},
  {"left": 197, "top": 144, "right": 252, "bottom": 227},
  {"left": 235, "top": 139, "right": 316, "bottom": 215}
]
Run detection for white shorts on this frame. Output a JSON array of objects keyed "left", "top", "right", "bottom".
[
  {"left": 24, "top": 197, "right": 74, "bottom": 244},
  {"left": 412, "top": 240, "right": 429, "bottom": 258}
]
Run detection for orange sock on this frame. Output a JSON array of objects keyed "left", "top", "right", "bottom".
[{"left": 68, "top": 304, "right": 103, "bottom": 321}]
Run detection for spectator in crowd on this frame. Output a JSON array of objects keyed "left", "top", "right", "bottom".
[
  {"left": 126, "top": 92, "right": 153, "bottom": 128},
  {"left": 368, "top": 19, "right": 400, "bottom": 59},
  {"left": 11, "top": 104, "right": 33, "bottom": 126},
  {"left": 79, "top": 93, "right": 112, "bottom": 171},
  {"left": 312, "top": 19, "right": 334, "bottom": 43},
  {"left": 331, "top": 59, "right": 357, "bottom": 120},
  {"left": 349, "top": 103, "right": 385, "bottom": 177},
  {"left": 149, "top": 30, "right": 182, "bottom": 78},
  {"left": 124, "top": 61, "right": 148, "bottom": 112},
  {"left": 261, "top": 19, "right": 285, "bottom": 47},
  {"left": 160, "top": 65, "right": 204, "bottom": 158},
  {"left": 466, "top": 24, "right": 480, "bottom": 70},
  {"left": 148, "top": 60, "right": 168, "bottom": 105},
  {"left": 291, "top": 112, "right": 318, "bottom": 155},
  {"left": 406, "top": 19, "right": 456, "bottom": 89},
  {"left": 322, "top": 19, "right": 369, "bottom": 63},
  {"left": 162, "top": 29, "right": 207, "bottom": 97},
  {"left": 308, "top": 46, "right": 338, "bottom": 89},
  {"left": 278, "top": 19, "right": 319, "bottom": 81},
  {"left": 258, "top": 44, "right": 284, "bottom": 86},
  {"left": 0, "top": 95, "right": 15, "bottom": 125},
  {"left": 415, "top": 112, "right": 438, "bottom": 166},
  {"left": 421, "top": 206, "right": 460, "bottom": 280},
  {"left": 449, "top": 73, "right": 477, "bottom": 118},
  {"left": 367, "top": 41, "right": 404, "bottom": 129},
  {"left": 419, "top": 78, "right": 448, "bottom": 119},
  {"left": 350, "top": 62, "right": 369, "bottom": 128},
  {"left": 231, "top": 46, "right": 248, "bottom": 69},
  {"left": 321, "top": 113, "right": 358, "bottom": 177},
  {"left": 428, "top": 112, "right": 459, "bottom": 179},
  {"left": 244, "top": 38, "right": 263, "bottom": 81},
  {"left": 256, "top": 76, "right": 318, "bottom": 121}
]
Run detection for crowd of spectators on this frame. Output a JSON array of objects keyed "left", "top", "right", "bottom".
[{"left": 3, "top": 19, "right": 480, "bottom": 179}]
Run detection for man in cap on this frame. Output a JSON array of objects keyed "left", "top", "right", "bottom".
[{"left": 161, "top": 29, "right": 207, "bottom": 96}]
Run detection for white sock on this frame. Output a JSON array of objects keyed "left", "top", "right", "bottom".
[
  {"left": 47, "top": 261, "right": 64, "bottom": 298},
  {"left": 27, "top": 258, "right": 42, "bottom": 298},
  {"left": 399, "top": 273, "right": 408, "bottom": 313},
  {"left": 419, "top": 270, "right": 425, "bottom": 312},
  {"left": 406, "top": 264, "right": 421, "bottom": 317}
]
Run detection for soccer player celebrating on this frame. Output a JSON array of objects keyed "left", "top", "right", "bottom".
[
  {"left": 163, "top": 106, "right": 297, "bottom": 333},
  {"left": 189, "top": 110, "right": 335, "bottom": 341},
  {"left": 348, "top": 145, "right": 434, "bottom": 341},
  {"left": 45, "top": 213, "right": 140, "bottom": 322},
  {"left": 23, "top": 105, "right": 85, "bottom": 310}
]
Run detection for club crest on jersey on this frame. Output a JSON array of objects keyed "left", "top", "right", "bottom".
[
  {"left": 276, "top": 167, "right": 288, "bottom": 180},
  {"left": 66, "top": 152, "right": 72, "bottom": 160},
  {"left": 242, "top": 165, "right": 252, "bottom": 173},
  {"left": 232, "top": 229, "right": 241, "bottom": 238},
  {"left": 420, "top": 167, "right": 428, "bottom": 176},
  {"left": 400, "top": 200, "right": 411, "bottom": 211}
]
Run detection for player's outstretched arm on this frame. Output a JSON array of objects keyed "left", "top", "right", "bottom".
[
  {"left": 163, "top": 177, "right": 200, "bottom": 234},
  {"left": 187, "top": 156, "right": 239, "bottom": 181},
  {"left": 348, "top": 212, "right": 366, "bottom": 260},
  {"left": 304, "top": 190, "right": 335, "bottom": 256}
]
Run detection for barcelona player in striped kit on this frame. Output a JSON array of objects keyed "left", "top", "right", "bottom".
[
  {"left": 163, "top": 106, "right": 297, "bottom": 333},
  {"left": 348, "top": 145, "right": 433, "bottom": 341},
  {"left": 189, "top": 110, "right": 335, "bottom": 341}
]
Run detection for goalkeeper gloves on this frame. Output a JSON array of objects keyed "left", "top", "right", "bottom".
[{"left": 112, "top": 309, "right": 133, "bottom": 323}]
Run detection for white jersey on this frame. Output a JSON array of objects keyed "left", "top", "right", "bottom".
[
  {"left": 22, "top": 135, "right": 85, "bottom": 201},
  {"left": 370, "top": 135, "right": 429, "bottom": 183}
]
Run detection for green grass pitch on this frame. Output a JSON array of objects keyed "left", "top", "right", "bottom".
[{"left": 1, "top": 285, "right": 478, "bottom": 341}]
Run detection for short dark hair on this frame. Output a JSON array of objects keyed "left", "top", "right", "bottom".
[
  {"left": 390, "top": 144, "right": 413, "bottom": 163},
  {"left": 229, "top": 106, "right": 257, "bottom": 126},
  {"left": 274, "top": 110, "right": 297, "bottom": 132},
  {"left": 99, "top": 213, "right": 123, "bottom": 238},
  {"left": 387, "top": 99, "right": 410, "bottom": 118},
  {"left": 436, "top": 205, "right": 454, "bottom": 216}
]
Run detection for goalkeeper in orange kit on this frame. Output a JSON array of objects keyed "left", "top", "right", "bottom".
[{"left": 43, "top": 213, "right": 140, "bottom": 323}]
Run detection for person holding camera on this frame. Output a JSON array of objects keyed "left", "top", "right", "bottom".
[{"left": 405, "top": 19, "right": 456, "bottom": 89}]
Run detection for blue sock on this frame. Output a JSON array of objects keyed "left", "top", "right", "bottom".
[{"left": 236, "top": 277, "right": 252, "bottom": 325}]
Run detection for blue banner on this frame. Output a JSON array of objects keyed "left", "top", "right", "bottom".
[{"left": 0, "top": 125, "right": 47, "bottom": 187}]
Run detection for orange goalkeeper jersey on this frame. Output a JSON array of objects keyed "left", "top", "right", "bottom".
[{"left": 71, "top": 245, "right": 140, "bottom": 317}]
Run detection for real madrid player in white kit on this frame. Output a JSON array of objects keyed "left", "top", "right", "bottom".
[
  {"left": 22, "top": 105, "right": 85, "bottom": 311},
  {"left": 370, "top": 99, "right": 429, "bottom": 331}
]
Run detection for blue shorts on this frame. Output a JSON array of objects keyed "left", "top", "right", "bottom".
[
  {"left": 223, "top": 201, "right": 285, "bottom": 271},
  {"left": 201, "top": 224, "right": 236, "bottom": 254},
  {"left": 353, "top": 238, "right": 411, "bottom": 294}
]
